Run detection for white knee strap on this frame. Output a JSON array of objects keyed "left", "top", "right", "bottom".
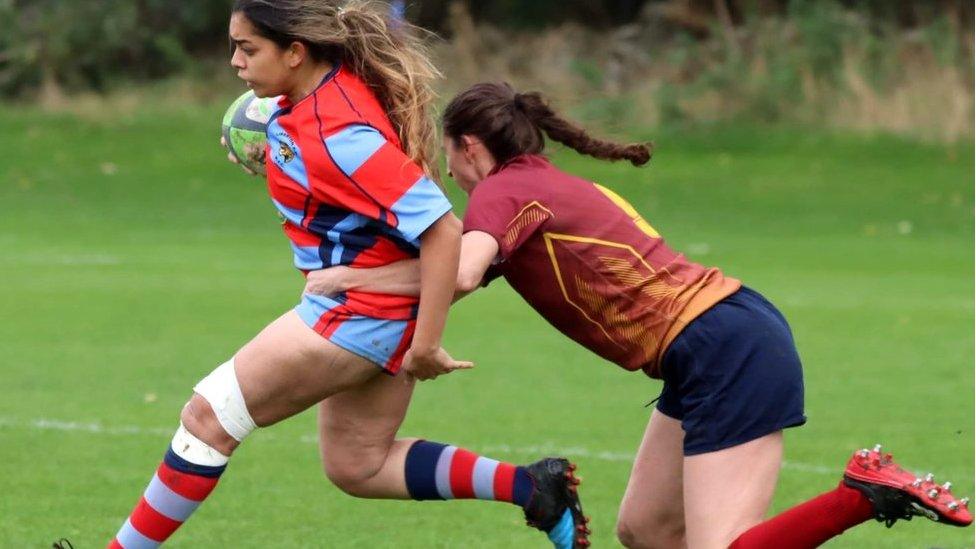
[
  {"left": 171, "top": 423, "right": 229, "bottom": 466},
  {"left": 193, "top": 358, "right": 257, "bottom": 442}
]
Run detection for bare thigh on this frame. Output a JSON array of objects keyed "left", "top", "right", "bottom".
[
  {"left": 617, "top": 410, "right": 686, "bottom": 549},
  {"left": 184, "top": 310, "right": 383, "bottom": 454},
  {"left": 234, "top": 310, "right": 383, "bottom": 424},
  {"left": 683, "top": 432, "right": 783, "bottom": 549},
  {"left": 317, "top": 370, "right": 416, "bottom": 498}
]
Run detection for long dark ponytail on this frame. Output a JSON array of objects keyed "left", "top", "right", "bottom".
[{"left": 442, "top": 82, "right": 652, "bottom": 167}]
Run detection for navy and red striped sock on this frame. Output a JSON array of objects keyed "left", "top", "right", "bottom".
[
  {"left": 109, "top": 448, "right": 226, "bottom": 548},
  {"left": 404, "top": 440, "right": 534, "bottom": 506}
]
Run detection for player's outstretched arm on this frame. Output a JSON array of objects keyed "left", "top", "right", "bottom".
[
  {"left": 304, "top": 230, "right": 500, "bottom": 301},
  {"left": 455, "top": 231, "right": 499, "bottom": 293}
]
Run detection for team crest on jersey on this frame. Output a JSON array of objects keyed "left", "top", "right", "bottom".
[
  {"left": 269, "top": 129, "right": 300, "bottom": 167},
  {"left": 278, "top": 142, "right": 296, "bottom": 163}
]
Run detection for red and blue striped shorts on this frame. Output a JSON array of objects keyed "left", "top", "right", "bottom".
[{"left": 296, "top": 293, "right": 415, "bottom": 375}]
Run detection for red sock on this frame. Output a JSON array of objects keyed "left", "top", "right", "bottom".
[{"left": 729, "top": 482, "right": 874, "bottom": 549}]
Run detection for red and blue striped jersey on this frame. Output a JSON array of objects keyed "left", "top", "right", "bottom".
[{"left": 265, "top": 65, "right": 452, "bottom": 320}]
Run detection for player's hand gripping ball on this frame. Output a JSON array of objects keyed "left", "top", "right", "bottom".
[{"left": 221, "top": 90, "right": 280, "bottom": 176}]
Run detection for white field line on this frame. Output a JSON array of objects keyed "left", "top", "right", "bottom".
[
  {"left": 6, "top": 253, "right": 123, "bottom": 266},
  {"left": 0, "top": 416, "right": 938, "bottom": 478}
]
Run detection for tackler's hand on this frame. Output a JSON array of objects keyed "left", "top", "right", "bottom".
[
  {"left": 304, "top": 266, "right": 351, "bottom": 298},
  {"left": 402, "top": 347, "right": 474, "bottom": 381}
]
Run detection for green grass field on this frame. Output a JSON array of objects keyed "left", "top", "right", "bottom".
[{"left": 0, "top": 105, "right": 972, "bottom": 548}]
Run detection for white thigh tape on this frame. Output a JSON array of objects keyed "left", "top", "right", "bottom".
[
  {"left": 193, "top": 359, "right": 257, "bottom": 442},
  {"left": 171, "top": 423, "right": 230, "bottom": 466}
]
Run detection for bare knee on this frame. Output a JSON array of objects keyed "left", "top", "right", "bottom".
[
  {"left": 617, "top": 511, "right": 685, "bottom": 549},
  {"left": 180, "top": 394, "right": 239, "bottom": 455}
]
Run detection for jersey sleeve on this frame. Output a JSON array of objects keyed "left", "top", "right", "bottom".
[
  {"left": 480, "top": 263, "right": 504, "bottom": 287},
  {"left": 462, "top": 178, "right": 553, "bottom": 261},
  {"left": 319, "top": 124, "right": 452, "bottom": 242}
]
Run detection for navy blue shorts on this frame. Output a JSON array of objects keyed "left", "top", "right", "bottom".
[{"left": 656, "top": 286, "right": 806, "bottom": 456}]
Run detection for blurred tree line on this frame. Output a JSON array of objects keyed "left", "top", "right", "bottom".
[
  {"left": 0, "top": 0, "right": 230, "bottom": 101},
  {"left": 0, "top": 0, "right": 971, "bottom": 101},
  {"left": 412, "top": 0, "right": 972, "bottom": 32}
]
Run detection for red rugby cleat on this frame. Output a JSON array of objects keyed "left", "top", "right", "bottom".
[{"left": 843, "top": 444, "right": 973, "bottom": 528}]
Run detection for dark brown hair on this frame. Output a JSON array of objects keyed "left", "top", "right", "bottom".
[
  {"left": 442, "top": 82, "right": 652, "bottom": 167},
  {"left": 233, "top": 0, "right": 442, "bottom": 179}
]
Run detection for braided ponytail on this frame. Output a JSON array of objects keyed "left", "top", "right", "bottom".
[
  {"left": 443, "top": 82, "right": 652, "bottom": 167},
  {"left": 513, "top": 92, "right": 652, "bottom": 166}
]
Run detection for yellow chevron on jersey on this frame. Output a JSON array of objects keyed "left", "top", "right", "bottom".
[{"left": 593, "top": 183, "right": 660, "bottom": 238}]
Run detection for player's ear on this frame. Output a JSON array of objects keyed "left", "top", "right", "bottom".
[
  {"left": 460, "top": 135, "right": 479, "bottom": 159},
  {"left": 284, "top": 41, "right": 307, "bottom": 69}
]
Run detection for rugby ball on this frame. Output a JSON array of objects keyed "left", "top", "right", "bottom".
[{"left": 221, "top": 90, "right": 280, "bottom": 175}]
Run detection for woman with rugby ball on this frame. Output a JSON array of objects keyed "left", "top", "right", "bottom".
[{"left": 107, "top": 4, "right": 589, "bottom": 548}]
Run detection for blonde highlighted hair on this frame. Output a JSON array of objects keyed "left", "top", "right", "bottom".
[{"left": 234, "top": 0, "right": 442, "bottom": 179}]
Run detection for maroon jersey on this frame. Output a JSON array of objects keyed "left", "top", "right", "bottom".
[{"left": 463, "top": 154, "right": 740, "bottom": 378}]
